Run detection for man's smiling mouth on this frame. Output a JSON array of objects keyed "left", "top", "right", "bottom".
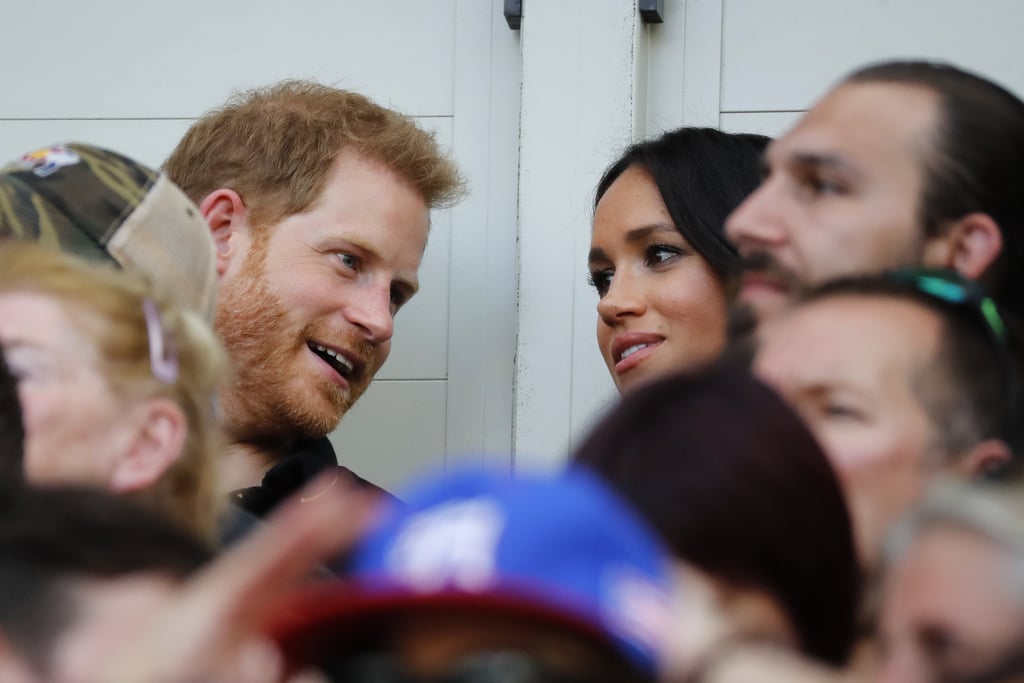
[{"left": 308, "top": 341, "right": 355, "bottom": 378}]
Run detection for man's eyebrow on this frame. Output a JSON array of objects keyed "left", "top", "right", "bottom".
[{"left": 787, "top": 151, "right": 863, "bottom": 178}]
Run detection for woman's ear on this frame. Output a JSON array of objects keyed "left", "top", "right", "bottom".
[{"left": 108, "top": 399, "right": 187, "bottom": 494}]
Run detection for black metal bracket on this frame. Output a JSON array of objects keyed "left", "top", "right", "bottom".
[
  {"left": 504, "top": 0, "right": 522, "bottom": 30},
  {"left": 639, "top": 0, "right": 664, "bottom": 24}
]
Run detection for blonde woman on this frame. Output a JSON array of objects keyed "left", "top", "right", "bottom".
[{"left": 0, "top": 241, "right": 226, "bottom": 540}]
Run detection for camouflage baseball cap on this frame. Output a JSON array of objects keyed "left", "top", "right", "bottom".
[{"left": 0, "top": 143, "right": 217, "bottom": 321}]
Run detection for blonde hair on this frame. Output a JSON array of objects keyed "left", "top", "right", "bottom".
[
  {"left": 0, "top": 241, "right": 227, "bottom": 541},
  {"left": 164, "top": 80, "right": 466, "bottom": 229}
]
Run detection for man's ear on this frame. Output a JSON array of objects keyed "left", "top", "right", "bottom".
[
  {"left": 922, "top": 212, "right": 1003, "bottom": 279},
  {"left": 199, "top": 189, "right": 250, "bottom": 277},
  {"left": 954, "top": 438, "right": 1013, "bottom": 479},
  {"left": 108, "top": 399, "right": 188, "bottom": 494}
]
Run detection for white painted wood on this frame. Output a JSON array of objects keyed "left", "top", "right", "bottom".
[
  {"left": 0, "top": 1, "right": 455, "bottom": 118},
  {"left": 0, "top": 119, "right": 195, "bottom": 170},
  {"left": 680, "top": 0, "right": 724, "bottom": 127},
  {"left": 719, "top": 111, "right": 803, "bottom": 139},
  {"left": 374, "top": 119, "right": 453, "bottom": 381},
  {"left": 328, "top": 380, "right": 447, "bottom": 492},
  {"left": 445, "top": 0, "right": 521, "bottom": 464},
  {"left": 514, "top": 0, "right": 642, "bottom": 469},
  {"left": 645, "top": 0, "right": 688, "bottom": 135},
  {"left": 721, "top": 0, "right": 1024, "bottom": 112}
]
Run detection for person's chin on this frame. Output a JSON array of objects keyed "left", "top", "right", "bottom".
[{"left": 614, "top": 362, "right": 666, "bottom": 395}]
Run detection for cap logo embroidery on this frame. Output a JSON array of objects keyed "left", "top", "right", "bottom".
[
  {"left": 17, "top": 145, "right": 81, "bottom": 178},
  {"left": 385, "top": 498, "right": 505, "bottom": 592}
]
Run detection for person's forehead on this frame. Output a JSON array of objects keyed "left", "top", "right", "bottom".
[
  {"left": 770, "top": 81, "right": 941, "bottom": 171},
  {"left": 756, "top": 296, "right": 941, "bottom": 384}
]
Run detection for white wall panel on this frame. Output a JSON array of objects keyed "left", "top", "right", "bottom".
[
  {"left": 0, "top": 120, "right": 194, "bottom": 170},
  {"left": 722, "top": 0, "right": 1024, "bottom": 112},
  {"left": 515, "top": 0, "right": 642, "bottom": 469},
  {"left": 444, "top": 0, "right": 521, "bottom": 462},
  {"left": 719, "top": 111, "right": 803, "bottom": 139},
  {"left": 644, "top": 2, "right": 687, "bottom": 134},
  {"left": 328, "top": 380, "right": 447, "bottom": 492},
  {"left": 374, "top": 119, "right": 453, "bottom": 381},
  {"left": 0, "top": 1, "right": 455, "bottom": 118}
]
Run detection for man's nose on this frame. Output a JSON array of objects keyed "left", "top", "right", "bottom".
[
  {"left": 725, "top": 181, "right": 790, "bottom": 250},
  {"left": 345, "top": 284, "right": 395, "bottom": 343}
]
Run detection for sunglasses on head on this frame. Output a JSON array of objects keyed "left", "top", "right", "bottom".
[{"left": 886, "top": 267, "right": 1019, "bottom": 451}]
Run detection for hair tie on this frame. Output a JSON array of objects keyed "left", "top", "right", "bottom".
[{"left": 142, "top": 298, "right": 178, "bottom": 384}]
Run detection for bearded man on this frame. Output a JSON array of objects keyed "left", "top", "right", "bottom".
[{"left": 165, "top": 81, "right": 464, "bottom": 515}]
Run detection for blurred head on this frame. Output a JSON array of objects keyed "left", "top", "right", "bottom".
[
  {"left": 0, "top": 241, "right": 227, "bottom": 539},
  {"left": 572, "top": 362, "right": 860, "bottom": 666},
  {"left": 164, "top": 80, "right": 465, "bottom": 446},
  {"left": 0, "top": 142, "right": 218, "bottom": 322},
  {"left": 0, "top": 347, "right": 24, "bottom": 488},
  {"left": 726, "top": 60, "right": 1024, "bottom": 328},
  {"left": 0, "top": 486, "right": 211, "bottom": 683},
  {"left": 270, "top": 467, "right": 675, "bottom": 683},
  {"left": 753, "top": 270, "right": 1018, "bottom": 567},
  {"left": 879, "top": 479, "right": 1024, "bottom": 683},
  {"left": 589, "top": 128, "right": 769, "bottom": 392}
]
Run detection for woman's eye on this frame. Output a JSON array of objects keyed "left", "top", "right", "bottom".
[
  {"left": 646, "top": 245, "right": 682, "bottom": 266},
  {"left": 587, "top": 270, "right": 612, "bottom": 297}
]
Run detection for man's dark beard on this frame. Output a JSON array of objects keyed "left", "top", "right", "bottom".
[
  {"left": 738, "top": 250, "right": 804, "bottom": 295},
  {"left": 725, "top": 302, "right": 760, "bottom": 363}
]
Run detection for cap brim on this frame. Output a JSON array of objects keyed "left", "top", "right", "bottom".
[{"left": 267, "top": 581, "right": 619, "bottom": 672}]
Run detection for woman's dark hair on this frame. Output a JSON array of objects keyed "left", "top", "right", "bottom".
[
  {"left": 594, "top": 127, "right": 770, "bottom": 278},
  {"left": 572, "top": 362, "right": 860, "bottom": 666}
]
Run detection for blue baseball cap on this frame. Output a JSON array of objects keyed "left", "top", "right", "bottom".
[{"left": 270, "top": 465, "right": 675, "bottom": 675}]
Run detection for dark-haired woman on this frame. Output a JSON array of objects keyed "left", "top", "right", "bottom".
[
  {"left": 588, "top": 127, "right": 768, "bottom": 393},
  {"left": 573, "top": 363, "right": 861, "bottom": 675}
]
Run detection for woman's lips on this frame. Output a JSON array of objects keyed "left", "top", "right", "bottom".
[{"left": 611, "top": 333, "right": 665, "bottom": 375}]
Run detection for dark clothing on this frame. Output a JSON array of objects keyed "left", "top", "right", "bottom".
[
  {"left": 229, "top": 437, "right": 395, "bottom": 518},
  {"left": 223, "top": 437, "right": 397, "bottom": 576}
]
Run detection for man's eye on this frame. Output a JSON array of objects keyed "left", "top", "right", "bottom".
[
  {"left": 805, "top": 175, "right": 845, "bottom": 197},
  {"left": 587, "top": 269, "right": 612, "bottom": 297},
  {"left": 822, "top": 403, "right": 862, "bottom": 420},
  {"left": 337, "top": 253, "right": 358, "bottom": 270}
]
